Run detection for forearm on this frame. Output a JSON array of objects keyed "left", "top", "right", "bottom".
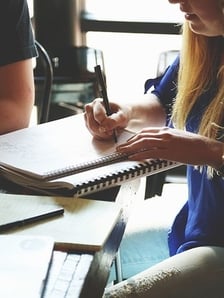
[
  {"left": 0, "top": 59, "right": 35, "bottom": 135},
  {"left": 124, "top": 93, "right": 167, "bottom": 132},
  {"left": 0, "top": 95, "right": 34, "bottom": 135}
]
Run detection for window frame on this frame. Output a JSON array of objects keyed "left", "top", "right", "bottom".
[
  {"left": 80, "top": 0, "right": 182, "bottom": 35},
  {"left": 80, "top": 12, "right": 181, "bottom": 35}
]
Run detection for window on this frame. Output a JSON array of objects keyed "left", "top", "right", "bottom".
[
  {"left": 85, "top": 0, "right": 183, "bottom": 23},
  {"left": 29, "top": 0, "right": 183, "bottom": 100},
  {"left": 27, "top": 0, "right": 33, "bottom": 17},
  {"left": 84, "top": 1, "right": 183, "bottom": 99},
  {"left": 87, "top": 32, "right": 181, "bottom": 100}
]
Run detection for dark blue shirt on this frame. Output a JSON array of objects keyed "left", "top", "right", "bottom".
[
  {"left": 145, "top": 57, "right": 224, "bottom": 256},
  {"left": 0, "top": 0, "right": 37, "bottom": 66}
]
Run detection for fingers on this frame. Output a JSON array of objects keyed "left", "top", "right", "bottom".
[
  {"left": 116, "top": 127, "right": 171, "bottom": 160},
  {"left": 84, "top": 98, "right": 118, "bottom": 140},
  {"left": 118, "top": 127, "right": 168, "bottom": 148},
  {"left": 84, "top": 97, "right": 131, "bottom": 141},
  {"left": 85, "top": 98, "right": 106, "bottom": 124},
  {"left": 117, "top": 137, "right": 166, "bottom": 159},
  {"left": 115, "top": 127, "right": 205, "bottom": 164},
  {"left": 126, "top": 147, "right": 165, "bottom": 161}
]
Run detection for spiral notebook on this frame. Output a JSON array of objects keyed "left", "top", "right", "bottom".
[{"left": 0, "top": 114, "right": 180, "bottom": 197}]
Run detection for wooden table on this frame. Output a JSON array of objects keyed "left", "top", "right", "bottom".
[{"left": 0, "top": 178, "right": 142, "bottom": 298}]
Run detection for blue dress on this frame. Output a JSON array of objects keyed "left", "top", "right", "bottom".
[{"left": 145, "top": 56, "right": 224, "bottom": 256}]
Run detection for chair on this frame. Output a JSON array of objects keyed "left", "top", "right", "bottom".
[
  {"left": 47, "top": 46, "right": 105, "bottom": 121},
  {"left": 157, "top": 50, "right": 180, "bottom": 76},
  {"left": 33, "top": 0, "right": 105, "bottom": 121},
  {"left": 34, "top": 40, "right": 53, "bottom": 124},
  {"left": 34, "top": 44, "right": 105, "bottom": 122}
]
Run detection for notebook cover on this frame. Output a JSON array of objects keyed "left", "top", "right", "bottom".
[{"left": 1, "top": 193, "right": 122, "bottom": 252}]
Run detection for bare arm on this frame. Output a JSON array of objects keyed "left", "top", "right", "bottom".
[
  {"left": 126, "top": 93, "right": 167, "bottom": 132},
  {"left": 116, "top": 126, "right": 224, "bottom": 171},
  {"left": 0, "top": 59, "right": 34, "bottom": 135},
  {"left": 84, "top": 93, "right": 224, "bottom": 171}
]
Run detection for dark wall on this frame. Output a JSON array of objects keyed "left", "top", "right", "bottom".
[{"left": 34, "top": 0, "right": 77, "bottom": 57}]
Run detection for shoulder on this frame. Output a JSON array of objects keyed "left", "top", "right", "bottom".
[
  {"left": 0, "top": 0, "right": 37, "bottom": 67},
  {"left": 0, "top": 0, "right": 28, "bottom": 19},
  {"left": 145, "top": 56, "right": 179, "bottom": 95}
]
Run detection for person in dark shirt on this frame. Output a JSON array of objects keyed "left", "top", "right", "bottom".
[
  {"left": 0, "top": 0, "right": 37, "bottom": 134},
  {"left": 85, "top": 0, "right": 224, "bottom": 297}
]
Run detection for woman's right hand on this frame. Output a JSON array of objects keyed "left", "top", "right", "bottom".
[{"left": 84, "top": 98, "right": 130, "bottom": 140}]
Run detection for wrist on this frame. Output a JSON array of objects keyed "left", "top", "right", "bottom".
[{"left": 214, "top": 143, "right": 224, "bottom": 176}]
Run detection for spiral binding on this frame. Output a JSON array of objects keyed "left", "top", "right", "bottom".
[
  {"left": 42, "top": 152, "right": 180, "bottom": 197},
  {"left": 43, "top": 152, "right": 128, "bottom": 181},
  {"left": 21, "top": 158, "right": 180, "bottom": 197},
  {"left": 73, "top": 159, "right": 180, "bottom": 197}
]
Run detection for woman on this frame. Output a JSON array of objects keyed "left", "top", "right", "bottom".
[
  {"left": 85, "top": 0, "right": 224, "bottom": 297},
  {"left": 0, "top": 0, "right": 37, "bottom": 135}
]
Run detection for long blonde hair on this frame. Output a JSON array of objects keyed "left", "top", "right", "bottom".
[{"left": 172, "top": 22, "right": 224, "bottom": 141}]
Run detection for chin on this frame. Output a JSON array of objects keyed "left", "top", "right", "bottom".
[{"left": 190, "top": 25, "right": 223, "bottom": 37}]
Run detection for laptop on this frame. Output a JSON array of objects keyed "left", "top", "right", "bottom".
[
  {"left": 43, "top": 250, "right": 94, "bottom": 298},
  {"left": 0, "top": 235, "right": 54, "bottom": 298}
]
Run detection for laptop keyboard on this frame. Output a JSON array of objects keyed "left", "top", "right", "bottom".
[{"left": 44, "top": 251, "right": 93, "bottom": 298}]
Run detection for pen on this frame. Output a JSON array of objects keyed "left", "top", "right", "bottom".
[
  {"left": 94, "top": 65, "right": 117, "bottom": 143},
  {"left": 0, "top": 206, "right": 64, "bottom": 232}
]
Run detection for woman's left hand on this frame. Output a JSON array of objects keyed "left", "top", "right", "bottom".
[{"left": 116, "top": 127, "right": 223, "bottom": 168}]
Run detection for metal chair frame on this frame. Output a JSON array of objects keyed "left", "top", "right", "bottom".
[{"left": 34, "top": 40, "right": 53, "bottom": 124}]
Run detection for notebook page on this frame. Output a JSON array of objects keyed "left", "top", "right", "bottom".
[{"left": 0, "top": 114, "right": 134, "bottom": 180}]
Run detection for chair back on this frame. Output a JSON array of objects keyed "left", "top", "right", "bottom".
[
  {"left": 34, "top": 40, "right": 53, "bottom": 124},
  {"left": 157, "top": 50, "right": 179, "bottom": 76}
]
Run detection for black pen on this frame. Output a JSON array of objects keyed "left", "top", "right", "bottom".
[
  {"left": 0, "top": 206, "right": 64, "bottom": 232},
  {"left": 94, "top": 65, "right": 117, "bottom": 143}
]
